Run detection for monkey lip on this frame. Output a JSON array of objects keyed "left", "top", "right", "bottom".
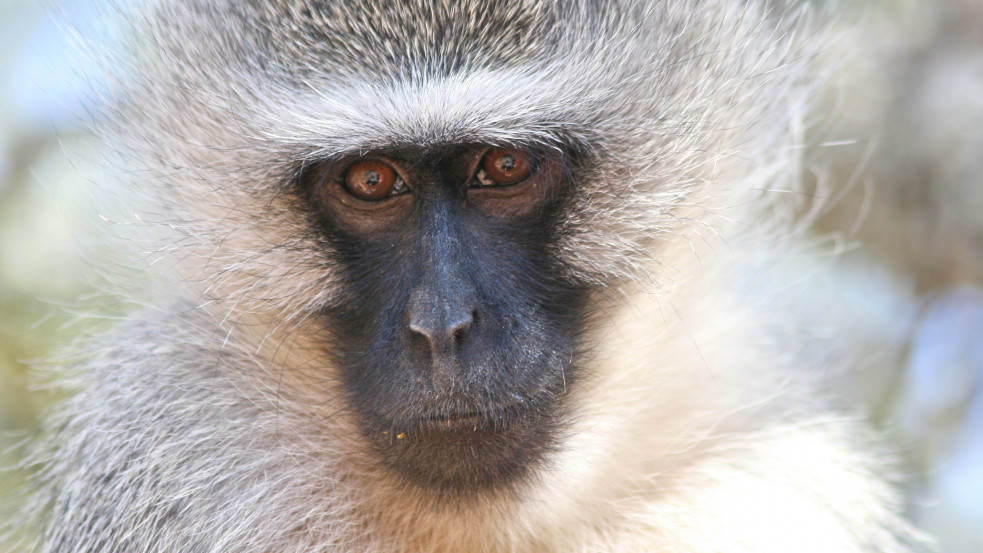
[
  {"left": 413, "top": 402, "right": 527, "bottom": 431},
  {"left": 427, "top": 410, "right": 483, "bottom": 428}
]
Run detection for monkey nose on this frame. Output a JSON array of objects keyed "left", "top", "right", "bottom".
[{"left": 407, "top": 289, "right": 476, "bottom": 353}]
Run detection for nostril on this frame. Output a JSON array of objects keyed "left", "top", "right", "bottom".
[
  {"left": 453, "top": 310, "right": 478, "bottom": 344},
  {"left": 452, "top": 322, "right": 471, "bottom": 345},
  {"left": 449, "top": 312, "right": 474, "bottom": 345}
]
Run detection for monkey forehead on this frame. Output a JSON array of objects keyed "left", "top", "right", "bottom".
[
  {"left": 123, "top": 0, "right": 811, "bottom": 170},
  {"left": 246, "top": 66, "right": 619, "bottom": 158},
  {"left": 126, "top": 1, "right": 634, "bottom": 157}
]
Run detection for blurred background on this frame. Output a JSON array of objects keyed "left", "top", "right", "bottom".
[{"left": 0, "top": 0, "right": 981, "bottom": 551}]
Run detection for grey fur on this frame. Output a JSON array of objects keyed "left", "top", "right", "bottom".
[{"left": 17, "top": 1, "right": 925, "bottom": 552}]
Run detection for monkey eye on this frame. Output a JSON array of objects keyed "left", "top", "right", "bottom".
[
  {"left": 475, "top": 148, "right": 533, "bottom": 186},
  {"left": 343, "top": 160, "right": 408, "bottom": 201}
]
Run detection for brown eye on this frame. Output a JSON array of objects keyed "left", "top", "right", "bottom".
[
  {"left": 480, "top": 148, "right": 532, "bottom": 185},
  {"left": 344, "top": 160, "right": 399, "bottom": 201}
]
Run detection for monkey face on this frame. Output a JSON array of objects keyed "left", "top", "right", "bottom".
[{"left": 302, "top": 144, "right": 589, "bottom": 491}]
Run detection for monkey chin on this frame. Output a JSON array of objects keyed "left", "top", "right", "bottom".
[{"left": 362, "top": 402, "right": 562, "bottom": 495}]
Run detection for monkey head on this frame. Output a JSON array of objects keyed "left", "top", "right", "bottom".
[{"left": 116, "top": 0, "right": 810, "bottom": 496}]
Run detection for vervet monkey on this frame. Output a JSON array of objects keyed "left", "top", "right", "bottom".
[{"left": 20, "top": 0, "right": 923, "bottom": 552}]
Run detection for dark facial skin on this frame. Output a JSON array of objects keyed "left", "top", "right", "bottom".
[{"left": 303, "top": 144, "right": 588, "bottom": 493}]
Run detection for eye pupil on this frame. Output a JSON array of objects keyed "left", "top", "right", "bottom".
[
  {"left": 497, "top": 155, "right": 516, "bottom": 172},
  {"left": 363, "top": 170, "right": 381, "bottom": 187}
]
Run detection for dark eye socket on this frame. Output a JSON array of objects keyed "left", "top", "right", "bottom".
[
  {"left": 477, "top": 148, "right": 533, "bottom": 186},
  {"left": 343, "top": 160, "right": 405, "bottom": 201}
]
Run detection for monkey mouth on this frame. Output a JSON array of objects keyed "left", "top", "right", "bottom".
[
  {"left": 427, "top": 411, "right": 483, "bottom": 428},
  {"left": 408, "top": 402, "right": 526, "bottom": 432},
  {"left": 363, "top": 397, "right": 558, "bottom": 492}
]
